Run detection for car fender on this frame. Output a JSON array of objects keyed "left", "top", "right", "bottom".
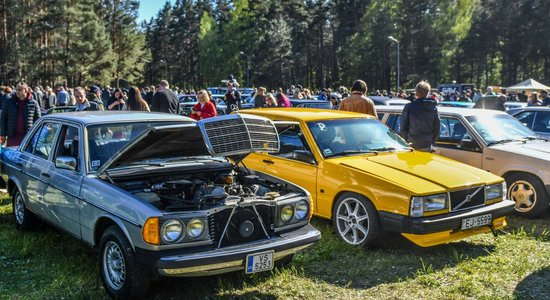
[{"left": 93, "top": 213, "right": 137, "bottom": 250}]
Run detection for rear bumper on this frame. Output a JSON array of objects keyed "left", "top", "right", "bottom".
[
  {"left": 379, "top": 199, "right": 515, "bottom": 234},
  {"left": 136, "top": 224, "right": 321, "bottom": 277}
]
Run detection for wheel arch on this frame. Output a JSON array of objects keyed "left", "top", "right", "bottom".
[
  {"left": 331, "top": 190, "right": 379, "bottom": 220},
  {"left": 94, "top": 216, "right": 135, "bottom": 250}
]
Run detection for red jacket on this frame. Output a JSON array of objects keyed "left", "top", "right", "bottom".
[{"left": 190, "top": 101, "right": 217, "bottom": 120}]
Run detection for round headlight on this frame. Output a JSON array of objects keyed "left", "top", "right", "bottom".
[
  {"left": 295, "top": 200, "right": 309, "bottom": 220},
  {"left": 187, "top": 219, "right": 205, "bottom": 238},
  {"left": 161, "top": 219, "right": 184, "bottom": 243},
  {"left": 280, "top": 205, "right": 294, "bottom": 222}
]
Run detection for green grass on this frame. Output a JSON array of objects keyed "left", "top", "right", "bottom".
[{"left": 1, "top": 192, "right": 550, "bottom": 299}]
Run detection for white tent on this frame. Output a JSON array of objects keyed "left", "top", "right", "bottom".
[{"left": 506, "top": 78, "right": 550, "bottom": 92}]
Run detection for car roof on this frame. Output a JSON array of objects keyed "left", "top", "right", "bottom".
[
  {"left": 510, "top": 106, "right": 550, "bottom": 112},
  {"left": 41, "top": 111, "right": 193, "bottom": 125},
  {"left": 376, "top": 105, "right": 509, "bottom": 117},
  {"left": 242, "top": 108, "right": 374, "bottom": 121}
]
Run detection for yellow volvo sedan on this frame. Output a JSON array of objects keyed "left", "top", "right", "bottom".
[{"left": 241, "top": 108, "right": 515, "bottom": 247}]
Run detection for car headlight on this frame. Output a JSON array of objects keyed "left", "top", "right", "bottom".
[
  {"left": 280, "top": 205, "right": 294, "bottom": 222},
  {"left": 186, "top": 219, "right": 205, "bottom": 238},
  {"left": 294, "top": 200, "right": 309, "bottom": 220},
  {"left": 410, "top": 194, "right": 448, "bottom": 217},
  {"left": 161, "top": 219, "right": 184, "bottom": 243},
  {"left": 485, "top": 182, "right": 505, "bottom": 201}
]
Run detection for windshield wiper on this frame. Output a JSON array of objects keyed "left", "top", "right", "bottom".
[
  {"left": 326, "top": 149, "right": 379, "bottom": 157},
  {"left": 521, "top": 136, "right": 548, "bottom": 141},
  {"left": 368, "top": 146, "right": 399, "bottom": 152},
  {"left": 487, "top": 139, "right": 517, "bottom": 146}
]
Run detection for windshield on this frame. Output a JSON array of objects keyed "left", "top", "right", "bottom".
[
  {"left": 307, "top": 118, "right": 410, "bottom": 158},
  {"left": 87, "top": 122, "right": 184, "bottom": 171},
  {"left": 465, "top": 114, "right": 536, "bottom": 145}
]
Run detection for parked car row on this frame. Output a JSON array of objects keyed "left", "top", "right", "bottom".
[{"left": 3, "top": 104, "right": 548, "bottom": 299}]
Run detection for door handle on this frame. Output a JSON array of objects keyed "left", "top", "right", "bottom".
[
  {"left": 41, "top": 173, "right": 51, "bottom": 178},
  {"left": 262, "top": 159, "right": 275, "bottom": 165}
]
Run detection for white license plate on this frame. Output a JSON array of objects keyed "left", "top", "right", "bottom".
[
  {"left": 245, "top": 251, "right": 274, "bottom": 274},
  {"left": 461, "top": 214, "right": 492, "bottom": 230}
]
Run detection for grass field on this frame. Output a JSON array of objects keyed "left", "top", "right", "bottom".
[{"left": 1, "top": 192, "right": 550, "bottom": 300}]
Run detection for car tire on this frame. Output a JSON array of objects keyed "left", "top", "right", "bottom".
[
  {"left": 99, "top": 226, "right": 150, "bottom": 299},
  {"left": 12, "top": 189, "right": 36, "bottom": 231},
  {"left": 332, "top": 193, "right": 382, "bottom": 247},
  {"left": 506, "top": 173, "right": 549, "bottom": 218}
]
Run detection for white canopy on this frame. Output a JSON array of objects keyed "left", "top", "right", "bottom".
[{"left": 506, "top": 78, "right": 550, "bottom": 92}]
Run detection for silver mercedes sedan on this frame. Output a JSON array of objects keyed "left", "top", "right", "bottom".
[{"left": 1, "top": 111, "right": 320, "bottom": 299}]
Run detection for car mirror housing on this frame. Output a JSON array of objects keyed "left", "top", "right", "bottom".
[
  {"left": 291, "top": 150, "right": 315, "bottom": 164},
  {"left": 459, "top": 138, "right": 481, "bottom": 152},
  {"left": 55, "top": 156, "right": 77, "bottom": 171}
]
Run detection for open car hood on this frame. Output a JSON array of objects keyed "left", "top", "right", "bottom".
[{"left": 97, "top": 114, "right": 280, "bottom": 173}]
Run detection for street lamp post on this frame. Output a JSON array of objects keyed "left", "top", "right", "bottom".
[
  {"left": 388, "top": 36, "right": 400, "bottom": 92},
  {"left": 240, "top": 52, "right": 250, "bottom": 87}
]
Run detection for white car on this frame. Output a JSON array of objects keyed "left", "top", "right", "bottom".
[{"left": 378, "top": 106, "right": 550, "bottom": 217}]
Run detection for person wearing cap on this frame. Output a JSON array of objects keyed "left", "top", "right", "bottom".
[
  {"left": 87, "top": 86, "right": 105, "bottom": 111},
  {"left": 224, "top": 82, "right": 241, "bottom": 114},
  {"left": 541, "top": 90, "right": 550, "bottom": 106}
]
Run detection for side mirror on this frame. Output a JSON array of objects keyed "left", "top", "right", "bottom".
[
  {"left": 458, "top": 138, "right": 481, "bottom": 152},
  {"left": 55, "top": 156, "right": 77, "bottom": 171},
  {"left": 291, "top": 150, "right": 315, "bottom": 164}
]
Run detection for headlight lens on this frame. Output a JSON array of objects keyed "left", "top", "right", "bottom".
[
  {"left": 410, "top": 194, "right": 448, "bottom": 217},
  {"left": 161, "top": 219, "right": 184, "bottom": 243},
  {"left": 485, "top": 182, "right": 505, "bottom": 201},
  {"left": 294, "top": 200, "right": 309, "bottom": 220},
  {"left": 187, "top": 219, "right": 205, "bottom": 238},
  {"left": 280, "top": 205, "right": 294, "bottom": 222}
]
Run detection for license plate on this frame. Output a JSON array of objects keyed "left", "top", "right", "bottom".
[
  {"left": 461, "top": 214, "right": 492, "bottom": 230},
  {"left": 245, "top": 251, "right": 274, "bottom": 274}
]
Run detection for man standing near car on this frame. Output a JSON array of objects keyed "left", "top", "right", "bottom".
[
  {"left": 151, "top": 80, "right": 179, "bottom": 114},
  {"left": 400, "top": 80, "right": 440, "bottom": 152},
  {"left": 224, "top": 82, "right": 241, "bottom": 114},
  {"left": 541, "top": 90, "right": 550, "bottom": 106},
  {"left": 338, "top": 79, "right": 377, "bottom": 117},
  {"left": 0, "top": 83, "right": 41, "bottom": 146}
]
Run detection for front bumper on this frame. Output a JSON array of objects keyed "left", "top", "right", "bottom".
[
  {"left": 379, "top": 199, "right": 515, "bottom": 234},
  {"left": 136, "top": 224, "right": 320, "bottom": 277}
]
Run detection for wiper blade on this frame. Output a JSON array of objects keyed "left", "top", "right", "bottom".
[
  {"left": 368, "top": 146, "right": 398, "bottom": 152},
  {"left": 521, "top": 136, "right": 547, "bottom": 141},
  {"left": 327, "top": 149, "right": 379, "bottom": 157},
  {"left": 487, "top": 139, "right": 516, "bottom": 146}
]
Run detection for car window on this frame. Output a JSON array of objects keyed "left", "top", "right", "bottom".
[
  {"left": 514, "top": 111, "right": 536, "bottom": 129},
  {"left": 386, "top": 114, "right": 401, "bottom": 132},
  {"left": 436, "top": 117, "right": 471, "bottom": 145},
  {"left": 54, "top": 125, "right": 80, "bottom": 171},
  {"left": 273, "top": 124, "right": 314, "bottom": 163},
  {"left": 533, "top": 111, "right": 550, "bottom": 133},
  {"left": 31, "top": 122, "right": 61, "bottom": 159}
]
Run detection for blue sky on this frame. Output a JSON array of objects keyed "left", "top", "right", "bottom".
[{"left": 138, "top": 0, "right": 175, "bottom": 23}]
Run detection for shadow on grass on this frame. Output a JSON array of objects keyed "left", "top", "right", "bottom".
[
  {"left": 514, "top": 266, "right": 550, "bottom": 299},
  {"left": 292, "top": 218, "right": 497, "bottom": 290}
]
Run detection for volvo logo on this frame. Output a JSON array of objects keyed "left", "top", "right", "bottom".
[
  {"left": 465, "top": 195, "right": 473, "bottom": 203},
  {"left": 454, "top": 186, "right": 483, "bottom": 210}
]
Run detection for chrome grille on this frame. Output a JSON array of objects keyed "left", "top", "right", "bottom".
[
  {"left": 449, "top": 186, "right": 485, "bottom": 211},
  {"left": 199, "top": 114, "right": 279, "bottom": 156}
]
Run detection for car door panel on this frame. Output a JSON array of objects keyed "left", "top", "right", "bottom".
[
  {"left": 433, "top": 117, "right": 483, "bottom": 168},
  {"left": 44, "top": 125, "right": 83, "bottom": 238}
]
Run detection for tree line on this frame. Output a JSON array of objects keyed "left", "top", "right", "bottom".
[{"left": 1, "top": 0, "right": 549, "bottom": 91}]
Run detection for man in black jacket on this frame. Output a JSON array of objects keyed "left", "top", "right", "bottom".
[
  {"left": 0, "top": 83, "right": 41, "bottom": 146},
  {"left": 151, "top": 80, "right": 179, "bottom": 114},
  {"left": 400, "top": 81, "right": 440, "bottom": 152}
]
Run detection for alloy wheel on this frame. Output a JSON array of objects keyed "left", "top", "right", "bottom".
[
  {"left": 508, "top": 180, "right": 537, "bottom": 212},
  {"left": 335, "top": 197, "right": 370, "bottom": 245}
]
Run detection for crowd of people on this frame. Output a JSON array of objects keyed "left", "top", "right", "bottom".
[{"left": 0, "top": 76, "right": 549, "bottom": 149}]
